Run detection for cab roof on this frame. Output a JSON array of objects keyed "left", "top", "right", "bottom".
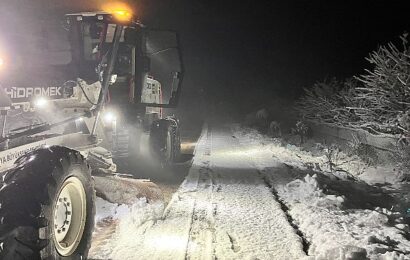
[
  {"left": 65, "top": 11, "right": 110, "bottom": 17},
  {"left": 65, "top": 11, "right": 134, "bottom": 25}
]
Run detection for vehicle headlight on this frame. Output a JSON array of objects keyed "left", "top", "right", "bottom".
[
  {"left": 33, "top": 97, "right": 48, "bottom": 108},
  {"left": 103, "top": 111, "right": 117, "bottom": 123}
]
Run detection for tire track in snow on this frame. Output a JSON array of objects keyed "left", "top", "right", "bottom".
[
  {"left": 259, "top": 170, "right": 311, "bottom": 254},
  {"left": 207, "top": 124, "right": 306, "bottom": 259},
  {"left": 185, "top": 166, "right": 216, "bottom": 260},
  {"left": 89, "top": 124, "right": 306, "bottom": 259},
  {"left": 185, "top": 127, "right": 216, "bottom": 260},
  {"left": 231, "top": 125, "right": 310, "bottom": 255}
]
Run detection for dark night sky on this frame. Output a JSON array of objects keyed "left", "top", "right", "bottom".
[
  {"left": 4, "top": 0, "right": 409, "bottom": 116},
  {"left": 135, "top": 0, "right": 410, "bottom": 114}
]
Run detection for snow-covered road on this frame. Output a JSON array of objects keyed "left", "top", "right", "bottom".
[
  {"left": 89, "top": 124, "right": 307, "bottom": 259},
  {"left": 89, "top": 123, "right": 410, "bottom": 260}
]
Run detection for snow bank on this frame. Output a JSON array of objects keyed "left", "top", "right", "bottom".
[
  {"left": 89, "top": 197, "right": 165, "bottom": 259},
  {"left": 233, "top": 125, "right": 410, "bottom": 260},
  {"left": 276, "top": 173, "right": 410, "bottom": 259}
]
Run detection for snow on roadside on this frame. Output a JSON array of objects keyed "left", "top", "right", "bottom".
[
  {"left": 88, "top": 125, "right": 212, "bottom": 260},
  {"left": 233, "top": 125, "right": 410, "bottom": 260},
  {"left": 94, "top": 197, "right": 116, "bottom": 221},
  {"left": 233, "top": 125, "right": 404, "bottom": 186},
  {"left": 274, "top": 172, "right": 410, "bottom": 260},
  {"left": 89, "top": 197, "right": 165, "bottom": 259}
]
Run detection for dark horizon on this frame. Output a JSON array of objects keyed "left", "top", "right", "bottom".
[
  {"left": 136, "top": 0, "right": 410, "bottom": 115},
  {"left": 1, "top": 0, "right": 409, "bottom": 116}
]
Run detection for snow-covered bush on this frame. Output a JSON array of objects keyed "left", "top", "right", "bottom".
[
  {"left": 295, "top": 78, "right": 359, "bottom": 126},
  {"left": 297, "top": 34, "right": 410, "bottom": 135},
  {"left": 291, "top": 120, "right": 309, "bottom": 144},
  {"left": 347, "top": 134, "right": 378, "bottom": 166},
  {"left": 354, "top": 33, "right": 410, "bottom": 134},
  {"left": 323, "top": 144, "right": 338, "bottom": 172},
  {"left": 395, "top": 144, "right": 410, "bottom": 182}
]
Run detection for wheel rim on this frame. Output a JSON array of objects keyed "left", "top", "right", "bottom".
[{"left": 53, "top": 176, "right": 87, "bottom": 256}]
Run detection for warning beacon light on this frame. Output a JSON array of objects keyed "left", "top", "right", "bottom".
[{"left": 102, "top": 2, "right": 134, "bottom": 22}]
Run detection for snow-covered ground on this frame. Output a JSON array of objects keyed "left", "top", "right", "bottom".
[
  {"left": 233, "top": 126, "right": 410, "bottom": 260},
  {"left": 88, "top": 123, "right": 410, "bottom": 260}
]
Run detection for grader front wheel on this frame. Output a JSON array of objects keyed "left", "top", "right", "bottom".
[
  {"left": 52, "top": 177, "right": 87, "bottom": 257},
  {"left": 0, "top": 147, "right": 95, "bottom": 260},
  {"left": 41, "top": 149, "right": 95, "bottom": 260}
]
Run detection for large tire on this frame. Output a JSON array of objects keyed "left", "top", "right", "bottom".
[
  {"left": 165, "top": 124, "right": 181, "bottom": 164},
  {"left": 149, "top": 119, "right": 181, "bottom": 166},
  {"left": 0, "top": 146, "right": 95, "bottom": 260}
]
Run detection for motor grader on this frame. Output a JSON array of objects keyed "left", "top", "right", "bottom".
[{"left": 0, "top": 9, "right": 183, "bottom": 259}]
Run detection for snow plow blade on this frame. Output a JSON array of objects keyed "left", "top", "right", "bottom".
[{"left": 93, "top": 176, "right": 164, "bottom": 205}]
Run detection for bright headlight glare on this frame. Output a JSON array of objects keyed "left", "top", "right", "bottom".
[
  {"left": 34, "top": 97, "right": 48, "bottom": 108},
  {"left": 103, "top": 111, "right": 116, "bottom": 123}
]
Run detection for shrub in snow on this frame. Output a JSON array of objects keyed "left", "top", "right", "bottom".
[
  {"left": 291, "top": 120, "right": 309, "bottom": 144},
  {"left": 295, "top": 78, "right": 359, "bottom": 127},
  {"left": 398, "top": 110, "right": 410, "bottom": 135},
  {"left": 354, "top": 33, "right": 410, "bottom": 135},
  {"left": 268, "top": 120, "right": 282, "bottom": 137},
  {"left": 244, "top": 108, "right": 270, "bottom": 131},
  {"left": 323, "top": 144, "right": 341, "bottom": 172},
  {"left": 395, "top": 145, "right": 410, "bottom": 182},
  {"left": 297, "top": 33, "right": 410, "bottom": 136},
  {"left": 347, "top": 134, "right": 378, "bottom": 166}
]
